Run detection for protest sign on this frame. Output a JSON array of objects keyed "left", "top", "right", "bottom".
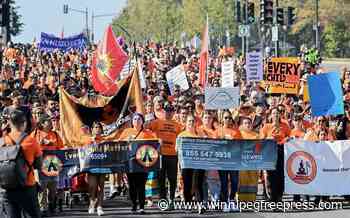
[
  {"left": 204, "top": 87, "right": 240, "bottom": 110},
  {"left": 41, "top": 140, "right": 161, "bottom": 181},
  {"left": 246, "top": 52, "right": 263, "bottom": 81},
  {"left": 39, "top": 32, "right": 87, "bottom": 52},
  {"left": 262, "top": 82, "right": 299, "bottom": 94},
  {"left": 221, "top": 61, "right": 235, "bottom": 87},
  {"left": 307, "top": 72, "right": 344, "bottom": 116},
  {"left": 285, "top": 139, "right": 350, "bottom": 195},
  {"left": 263, "top": 57, "right": 300, "bottom": 94},
  {"left": 78, "top": 141, "right": 130, "bottom": 174},
  {"left": 177, "top": 137, "right": 277, "bottom": 170},
  {"left": 264, "top": 57, "right": 300, "bottom": 84},
  {"left": 166, "top": 65, "right": 189, "bottom": 95}
]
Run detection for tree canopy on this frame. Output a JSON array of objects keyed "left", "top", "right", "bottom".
[{"left": 111, "top": 0, "right": 350, "bottom": 58}]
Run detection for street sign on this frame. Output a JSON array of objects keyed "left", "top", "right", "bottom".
[
  {"left": 238, "top": 25, "right": 250, "bottom": 37},
  {"left": 272, "top": 25, "right": 278, "bottom": 42}
]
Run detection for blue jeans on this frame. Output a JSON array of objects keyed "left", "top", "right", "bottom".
[{"left": 219, "top": 170, "right": 238, "bottom": 202}]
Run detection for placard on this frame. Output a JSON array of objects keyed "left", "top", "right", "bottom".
[{"left": 204, "top": 87, "right": 239, "bottom": 110}]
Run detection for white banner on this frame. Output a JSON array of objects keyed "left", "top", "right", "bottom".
[
  {"left": 285, "top": 139, "right": 350, "bottom": 195},
  {"left": 221, "top": 61, "right": 235, "bottom": 87},
  {"left": 246, "top": 52, "right": 263, "bottom": 81},
  {"left": 166, "top": 65, "right": 189, "bottom": 95},
  {"left": 204, "top": 87, "right": 239, "bottom": 110}
]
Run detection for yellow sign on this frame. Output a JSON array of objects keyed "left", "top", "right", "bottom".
[{"left": 260, "top": 81, "right": 299, "bottom": 94}]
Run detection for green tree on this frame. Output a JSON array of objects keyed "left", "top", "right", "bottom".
[
  {"left": 9, "top": 0, "right": 24, "bottom": 37},
  {"left": 322, "top": 17, "right": 350, "bottom": 58}
]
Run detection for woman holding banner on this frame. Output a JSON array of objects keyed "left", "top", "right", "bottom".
[
  {"left": 238, "top": 117, "right": 259, "bottom": 201},
  {"left": 215, "top": 110, "right": 242, "bottom": 212},
  {"left": 260, "top": 108, "right": 291, "bottom": 203},
  {"left": 176, "top": 114, "right": 206, "bottom": 214},
  {"left": 119, "top": 113, "right": 156, "bottom": 214},
  {"left": 198, "top": 111, "right": 220, "bottom": 202},
  {"left": 87, "top": 121, "right": 106, "bottom": 216}
]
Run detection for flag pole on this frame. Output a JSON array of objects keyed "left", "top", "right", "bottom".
[{"left": 205, "top": 13, "right": 209, "bottom": 88}]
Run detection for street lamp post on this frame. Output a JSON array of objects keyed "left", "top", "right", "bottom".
[
  {"left": 63, "top": 5, "right": 89, "bottom": 42},
  {"left": 315, "top": 0, "right": 320, "bottom": 50},
  {"left": 91, "top": 12, "right": 116, "bottom": 43}
]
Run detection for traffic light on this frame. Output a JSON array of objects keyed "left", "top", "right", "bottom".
[
  {"left": 287, "top": 6, "right": 296, "bottom": 26},
  {"left": 260, "top": 0, "right": 273, "bottom": 25},
  {"left": 63, "top": 4, "right": 68, "bottom": 14},
  {"left": 276, "top": 7, "right": 284, "bottom": 25},
  {"left": 236, "top": 0, "right": 241, "bottom": 23},
  {"left": 247, "top": 2, "right": 255, "bottom": 24}
]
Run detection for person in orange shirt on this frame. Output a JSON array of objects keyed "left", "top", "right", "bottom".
[
  {"left": 119, "top": 113, "right": 156, "bottom": 214},
  {"left": 215, "top": 110, "right": 242, "bottom": 211},
  {"left": 290, "top": 115, "right": 306, "bottom": 139},
  {"left": 87, "top": 122, "right": 106, "bottom": 216},
  {"left": 238, "top": 117, "right": 259, "bottom": 202},
  {"left": 30, "top": 115, "right": 64, "bottom": 216},
  {"left": 147, "top": 104, "right": 182, "bottom": 209},
  {"left": 198, "top": 111, "right": 220, "bottom": 203},
  {"left": 304, "top": 116, "right": 336, "bottom": 141},
  {"left": 176, "top": 114, "right": 205, "bottom": 214},
  {"left": 198, "top": 111, "right": 216, "bottom": 138},
  {"left": 2, "top": 109, "right": 42, "bottom": 218},
  {"left": 153, "top": 96, "right": 165, "bottom": 120},
  {"left": 260, "top": 107, "right": 291, "bottom": 202}
]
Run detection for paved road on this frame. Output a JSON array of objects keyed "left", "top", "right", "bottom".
[
  {"left": 321, "top": 61, "right": 350, "bottom": 72},
  {"left": 52, "top": 198, "right": 350, "bottom": 218}
]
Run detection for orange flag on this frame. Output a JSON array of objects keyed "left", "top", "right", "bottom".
[{"left": 199, "top": 17, "right": 208, "bottom": 87}]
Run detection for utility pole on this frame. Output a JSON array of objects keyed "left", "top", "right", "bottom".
[
  {"left": 315, "top": 0, "right": 320, "bottom": 50},
  {"left": 63, "top": 5, "right": 90, "bottom": 43},
  {"left": 91, "top": 12, "right": 116, "bottom": 43},
  {"left": 85, "top": 8, "right": 89, "bottom": 43},
  {"left": 274, "top": 0, "right": 279, "bottom": 57},
  {"left": 245, "top": 0, "right": 248, "bottom": 55}
]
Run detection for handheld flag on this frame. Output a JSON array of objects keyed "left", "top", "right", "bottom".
[{"left": 91, "top": 25, "right": 129, "bottom": 96}]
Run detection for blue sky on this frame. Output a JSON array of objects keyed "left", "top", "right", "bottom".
[{"left": 13, "top": 0, "right": 127, "bottom": 43}]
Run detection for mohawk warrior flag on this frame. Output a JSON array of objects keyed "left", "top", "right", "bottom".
[
  {"left": 60, "top": 67, "right": 144, "bottom": 147},
  {"left": 91, "top": 25, "right": 129, "bottom": 96},
  {"left": 199, "top": 17, "right": 209, "bottom": 87}
]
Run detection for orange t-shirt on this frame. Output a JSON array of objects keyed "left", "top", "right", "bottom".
[
  {"left": 119, "top": 128, "right": 156, "bottom": 140},
  {"left": 215, "top": 126, "right": 242, "bottom": 139},
  {"left": 260, "top": 123, "right": 291, "bottom": 144},
  {"left": 148, "top": 119, "right": 183, "bottom": 155},
  {"left": 240, "top": 129, "right": 259, "bottom": 139},
  {"left": 154, "top": 109, "right": 166, "bottom": 120},
  {"left": 30, "top": 129, "right": 64, "bottom": 150},
  {"left": 290, "top": 128, "right": 305, "bottom": 139},
  {"left": 4, "top": 133, "right": 42, "bottom": 186}
]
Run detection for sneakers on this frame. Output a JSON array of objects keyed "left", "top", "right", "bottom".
[
  {"left": 88, "top": 207, "right": 95, "bottom": 214},
  {"left": 97, "top": 207, "right": 104, "bottom": 216},
  {"left": 138, "top": 209, "right": 146, "bottom": 215}
]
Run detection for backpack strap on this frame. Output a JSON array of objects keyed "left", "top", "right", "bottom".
[{"left": 7, "top": 133, "right": 34, "bottom": 178}]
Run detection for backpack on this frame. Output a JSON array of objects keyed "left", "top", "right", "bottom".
[{"left": 0, "top": 133, "right": 32, "bottom": 189}]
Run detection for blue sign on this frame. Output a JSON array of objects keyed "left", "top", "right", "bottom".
[
  {"left": 42, "top": 140, "right": 160, "bottom": 186},
  {"left": 39, "top": 32, "right": 87, "bottom": 52},
  {"left": 177, "top": 137, "right": 277, "bottom": 170},
  {"left": 308, "top": 72, "right": 344, "bottom": 117}
]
